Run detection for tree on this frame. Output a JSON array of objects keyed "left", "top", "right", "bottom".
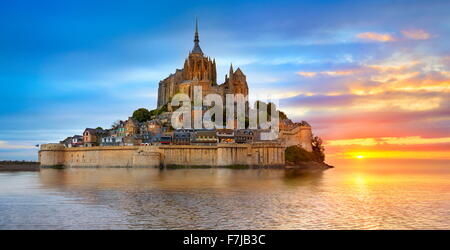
[
  {"left": 285, "top": 145, "right": 320, "bottom": 163},
  {"left": 147, "top": 104, "right": 168, "bottom": 119},
  {"left": 279, "top": 111, "right": 288, "bottom": 120},
  {"left": 95, "top": 127, "right": 103, "bottom": 130},
  {"left": 311, "top": 135, "right": 325, "bottom": 162},
  {"left": 112, "top": 120, "right": 121, "bottom": 129},
  {"left": 132, "top": 108, "right": 152, "bottom": 123}
]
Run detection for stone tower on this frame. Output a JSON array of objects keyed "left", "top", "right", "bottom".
[{"left": 181, "top": 19, "right": 217, "bottom": 84}]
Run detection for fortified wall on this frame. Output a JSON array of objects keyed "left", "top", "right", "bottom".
[
  {"left": 279, "top": 125, "right": 313, "bottom": 152},
  {"left": 39, "top": 143, "right": 285, "bottom": 168}
]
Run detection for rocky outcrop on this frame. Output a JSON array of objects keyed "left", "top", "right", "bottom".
[{"left": 285, "top": 160, "right": 333, "bottom": 171}]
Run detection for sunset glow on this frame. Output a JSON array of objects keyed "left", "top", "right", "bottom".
[{"left": 339, "top": 151, "right": 450, "bottom": 160}]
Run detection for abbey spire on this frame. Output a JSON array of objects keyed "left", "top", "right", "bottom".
[{"left": 192, "top": 19, "right": 203, "bottom": 55}]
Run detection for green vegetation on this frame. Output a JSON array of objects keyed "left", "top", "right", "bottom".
[
  {"left": 132, "top": 108, "right": 152, "bottom": 122},
  {"left": 285, "top": 145, "right": 324, "bottom": 164},
  {"left": 150, "top": 104, "right": 168, "bottom": 117},
  {"left": 95, "top": 127, "right": 103, "bottom": 130},
  {"left": 132, "top": 105, "right": 169, "bottom": 123}
]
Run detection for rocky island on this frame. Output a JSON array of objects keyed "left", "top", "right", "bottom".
[{"left": 39, "top": 21, "right": 331, "bottom": 171}]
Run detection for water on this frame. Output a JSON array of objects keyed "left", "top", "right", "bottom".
[{"left": 1, "top": 161, "right": 449, "bottom": 229}]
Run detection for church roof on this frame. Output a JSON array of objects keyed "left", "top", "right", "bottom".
[{"left": 235, "top": 67, "right": 245, "bottom": 76}]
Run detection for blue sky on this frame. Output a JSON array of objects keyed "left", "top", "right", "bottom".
[{"left": 1, "top": 0, "right": 450, "bottom": 160}]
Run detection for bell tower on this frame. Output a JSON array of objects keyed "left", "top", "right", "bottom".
[{"left": 182, "top": 19, "right": 217, "bottom": 84}]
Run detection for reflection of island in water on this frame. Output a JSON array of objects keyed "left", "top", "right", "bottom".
[
  {"left": 25, "top": 163, "right": 450, "bottom": 230},
  {"left": 283, "top": 170, "right": 324, "bottom": 187},
  {"left": 38, "top": 168, "right": 324, "bottom": 191},
  {"left": 37, "top": 168, "right": 325, "bottom": 229}
]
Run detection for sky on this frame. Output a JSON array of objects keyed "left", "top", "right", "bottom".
[{"left": 0, "top": 0, "right": 449, "bottom": 162}]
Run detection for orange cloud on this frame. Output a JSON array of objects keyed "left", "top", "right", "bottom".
[
  {"left": 327, "top": 138, "right": 378, "bottom": 146},
  {"left": 350, "top": 71, "right": 450, "bottom": 95},
  {"left": 367, "top": 61, "right": 419, "bottom": 72},
  {"left": 325, "top": 136, "right": 450, "bottom": 160},
  {"left": 288, "top": 54, "right": 450, "bottom": 162},
  {"left": 327, "top": 136, "right": 450, "bottom": 146},
  {"left": 356, "top": 32, "right": 396, "bottom": 42},
  {"left": 401, "top": 29, "right": 431, "bottom": 40},
  {"left": 342, "top": 150, "right": 450, "bottom": 160},
  {"left": 297, "top": 71, "right": 317, "bottom": 77}
]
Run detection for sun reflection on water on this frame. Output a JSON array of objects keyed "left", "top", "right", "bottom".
[{"left": 0, "top": 161, "right": 449, "bottom": 230}]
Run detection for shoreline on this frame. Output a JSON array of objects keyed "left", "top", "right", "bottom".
[
  {"left": 285, "top": 161, "right": 334, "bottom": 172},
  {"left": 2, "top": 161, "right": 333, "bottom": 172},
  {"left": 0, "top": 162, "right": 40, "bottom": 172},
  {"left": 0, "top": 161, "right": 334, "bottom": 172}
]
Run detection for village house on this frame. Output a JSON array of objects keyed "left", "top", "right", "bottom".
[
  {"left": 60, "top": 137, "right": 72, "bottom": 148},
  {"left": 191, "top": 130, "right": 218, "bottom": 145},
  {"left": 112, "top": 120, "right": 127, "bottom": 137},
  {"left": 216, "top": 129, "right": 235, "bottom": 143},
  {"left": 71, "top": 135, "right": 83, "bottom": 147},
  {"left": 123, "top": 135, "right": 142, "bottom": 146},
  {"left": 142, "top": 132, "right": 163, "bottom": 145},
  {"left": 83, "top": 128, "right": 108, "bottom": 147},
  {"left": 234, "top": 129, "right": 254, "bottom": 144},
  {"left": 159, "top": 133, "right": 173, "bottom": 145},
  {"left": 136, "top": 119, "right": 166, "bottom": 144},
  {"left": 146, "top": 120, "right": 162, "bottom": 134},
  {"left": 100, "top": 130, "right": 124, "bottom": 146},
  {"left": 125, "top": 117, "right": 139, "bottom": 136},
  {"left": 173, "top": 130, "right": 192, "bottom": 145},
  {"left": 61, "top": 136, "right": 82, "bottom": 148}
]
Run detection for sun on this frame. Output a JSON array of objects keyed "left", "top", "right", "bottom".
[{"left": 356, "top": 155, "right": 365, "bottom": 159}]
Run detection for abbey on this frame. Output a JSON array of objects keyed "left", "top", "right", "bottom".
[
  {"left": 39, "top": 21, "right": 325, "bottom": 169},
  {"left": 157, "top": 21, "right": 249, "bottom": 108}
]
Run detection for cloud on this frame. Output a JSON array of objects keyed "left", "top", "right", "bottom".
[
  {"left": 355, "top": 29, "right": 431, "bottom": 43},
  {"left": 294, "top": 52, "right": 450, "bottom": 96},
  {"left": 350, "top": 70, "right": 450, "bottom": 95},
  {"left": 401, "top": 29, "right": 431, "bottom": 40},
  {"left": 0, "top": 140, "right": 37, "bottom": 149},
  {"left": 282, "top": 91, "right": 447, "bottom": 118},
  {"left": 327, "top": 136, "right": 450, "bottom": 146},
  {"left": 297, "top": 72, "right": 317, "bottom": 77},
  {"left": 297, "top": 70, "right": 357, "bottom": 78},
  {"left": 340, "top": 150, "right": 450, "bottom": 160},
  {"left": 2, "top": 0, "right": 450, "bottom": 162},
  {"left": 367, "top": 60, "right": 419, "bottom": 72},
  {"left": 356, "top": 32, "right": 396, "bottom": 42}
]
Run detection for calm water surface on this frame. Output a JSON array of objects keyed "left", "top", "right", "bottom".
[{"left": 1, "top": 162, "right": 449, "bottom": 229}]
